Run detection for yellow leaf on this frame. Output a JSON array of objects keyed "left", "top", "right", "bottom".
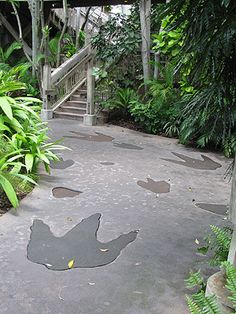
[
  {"left": 195, "top": 239, "right": 199, "bottom": 245},
  {"left": 100, "top": 248, "right": 109, "bottom": 252},
  {"left": 68, "top": 259, "right": 74, "bottom": 268}
]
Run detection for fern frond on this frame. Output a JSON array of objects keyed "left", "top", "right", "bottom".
[
  {"left": 186, "top": 295, "right": 203, "bottom": 314},
  {"left": 210, "top": 225, "right": 231, "bottom": 251},
  {"left": 222, "top": 262, "right": 236, "bottom": 309},
  {"left": 192, "top": 291, "right": 220, "bottom": 314},
  {"left": 185, "top": 270, "right": 204, "bottom": 289}
]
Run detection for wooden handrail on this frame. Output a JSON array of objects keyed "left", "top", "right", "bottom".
[
  {"left": 42, "top": 44, "right": 93, "bottom": 115},
  {"left": 51, "top": 45, "right": 91, "bottom": 84}
]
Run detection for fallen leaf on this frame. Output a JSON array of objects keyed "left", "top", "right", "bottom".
[
  {"left": 46, "top": 263, "right": 52, "bottom": 267},
  {"left": 100, "top": 248, "right": 109, "bottom": 252},
  {"left": 88, "top": 282, "right": 95, "bottom": 286},
  {"left": 188, "top": 187, "right": 192, "bottom": 191},
  {"left": 68, "top": 259, "right": 74, "bottom": 268},
  {"left": 195, "top": 239, "right": 199, "bottom": 245}
]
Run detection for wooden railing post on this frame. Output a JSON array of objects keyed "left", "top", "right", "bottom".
[
  {"left": 41, "top": 63, "right": 53, "bottom": 120},
  {"left": 228, "top": 156, "right": 236, "bottom": 264},
  {"left": 84, "top": 49, "right": 96, "bottom": 126},
  {"left": 140, "top": 0, "right": 151, "bottom": 85},
  {"left": 87, "top": 57, "right": 95, "bottom": 115}
]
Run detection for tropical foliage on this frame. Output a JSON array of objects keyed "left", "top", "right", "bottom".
[
  {"left": 185, "top": 225, "right": 235, "bottom": 314},
  {"left": 0, "top": 66, "right": 65, "bottom": 209},
  {"left": 93, "top": 0, "right": 236, "bottom": 156}
]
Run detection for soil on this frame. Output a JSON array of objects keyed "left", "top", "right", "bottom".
[
  {"left": 0, "top": 192, "right": 28, "bottom": 217},
  {"left": 108, "top": 118, "right": 144, "bottom": 133}
]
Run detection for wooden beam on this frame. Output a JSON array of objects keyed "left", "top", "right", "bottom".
[
  {"left": 140, "top": 0, "right": 151, "bottom": 83},
  {"left": 0, "top": 12, "right": 32, "bottom": 56},
  {"left": 0, "top": 0, "right": 164, "bottom": 5}
]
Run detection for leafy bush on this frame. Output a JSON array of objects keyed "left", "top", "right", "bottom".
[
  {"left": 92, "top": 7, "right": 141, "bottom": 64},
  {"left": 0, "top": 138, "right": 37, "bottom": 208},
  {"left": 159, "top": 0, "right": 236, "bottom": 156},
  {"left": 102, "top": 88, "right": 138, "bottom": 111},
  {"left": 129, "top": 64, "right": 181, "bottom": 135},
  {"left": 6, "top": 121, "right": 63, "bottom": 174},
  {"left": 0, "top": 71, "right": 65, "bottom": 208}
]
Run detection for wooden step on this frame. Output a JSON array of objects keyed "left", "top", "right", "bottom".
[
  {"left": 60, "top": 105, "right": 87, "bottom": 114},
  {"left": 66, "top": 100, "right": 87, "bottom": 108},
  {"left": 69, "top": 96, "right": 87, "bottom": 103},
  {"left": 53, "top": 111, "right": 84, "bottom": 121}
]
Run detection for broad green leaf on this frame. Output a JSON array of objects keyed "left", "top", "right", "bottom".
[
  {"left": 0, "top": 174, "right": 19, "bottom": 207},
  {"left": 25, "top": 153, "right": 34, "bottom": 172},
  {"left": 12, "top": 173, "right": 37, "bottom": 185},
  {"left": 15, "top": 97, "right": 42, "bottom": 103},
  {"left": 38, "top": 153, "right": 50, "bottom": 164},
  {"left": 0, "top": 96, "right": 13, "bottom": 120}
]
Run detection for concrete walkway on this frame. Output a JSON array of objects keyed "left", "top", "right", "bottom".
[{"left": 0, "top": 119, "right": 231, "bottom": 314}]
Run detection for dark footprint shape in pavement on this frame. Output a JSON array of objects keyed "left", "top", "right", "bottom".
[
  {"left": 52, "top": 187, "right": 82, "bottom": 198},
  {"left": 27, "top": 213, "right": 138, "bottom": 270},
  {"left": 65, "top": 131, "right": 114, "bottom": 142},
  {"left": 162, "top": 153, "right": 221, "bottom": 170},
  {"left": 137, "top": 178, "right": 170, "bottom": 194},
  {"left": 50, "top": 158, "right": 74, "bottom": 170},
  {"left": 113, "top": 142, "right": 143, "bottom": 150},
  {"left": 195, "top": 203, "right": 228, "bottom": 216},
  {"left": 100, "top": 162, "right": 115, "bottom": 165}
]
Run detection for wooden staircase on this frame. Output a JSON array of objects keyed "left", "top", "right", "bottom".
[
  {"left": 42, "top": 45, "right": 96, "bottom": 124},
  {"left": 54, "top": 86, "right": 87, "bottom": 121}
]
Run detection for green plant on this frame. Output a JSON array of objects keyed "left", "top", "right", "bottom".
[
  {"left": 153, "top": 15, "right": 183, "bottom": 58},
  {"left": 103, "top": 88, "right": 138, "bottom": 111},
  {"left": 92, "top": 6, "right": 141, "bottom": 64},
  {"left": 129, "top": 64, "right": 181, "bottom": 135},
  {"left": 49, "top": 32, "right": 77, "bottom": 65},
  {"left": 186, "top": 291, "right": 220, "bottom": 314},
  {"left": 0, "top": 42, "right": 22, "bottom": 65},
  {"left": 0, "top": 75, "right": 65, "bottom": 174},
  {"left": 186, "top": 263, "right": 236, "bottom": 314},
  {"left": 185, "top": 270, "right": 221, "bottom": 314},
  {"left": 6, "top": 120, "right": 65, "bottom": 174},
  {"left": 161, "top": 0, "right": 236, "bottom": 155},
  {"left": 0, "top": 141, "right": 37, "bottom": 208},
  {"left": 222, "top": 261, "right": 236, "bottom": 309},
  {"left": 185, "top": 270, "right": 205, "bottom": 291},
  {"left": 197, "top": 225, "right": 232, "bottom": 266},
  {"left": 0, "top": 75, "right": 41, "bottom": 135}
]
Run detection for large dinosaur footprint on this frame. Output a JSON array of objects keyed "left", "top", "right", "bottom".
[
  {"left": 162, "top": 152, "right": 221, "bottom": 170},
  {"left": 27, "top": 213, "right": 138, "bottom": 270},
  {"left": 137, "top": 178, "right": 170, "bottom": 194},
  {"left": 65, "top": 131, "right": 114, "bottom": 142}
]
